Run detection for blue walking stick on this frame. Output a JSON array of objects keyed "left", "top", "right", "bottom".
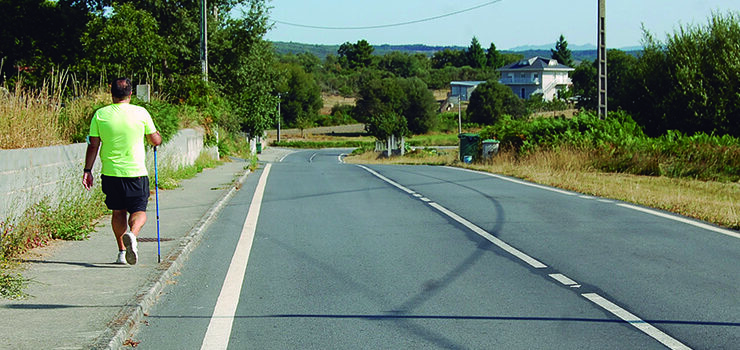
[{"left": 154, "top": 146, "right": 161, "bottom": 263}]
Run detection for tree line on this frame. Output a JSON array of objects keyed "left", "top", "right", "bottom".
[
  {"left": 1, "top": 0, "right": 279, "bottom": 138},
  {"left": 3, "top": 1, "right": 737, "bottom": 142}
]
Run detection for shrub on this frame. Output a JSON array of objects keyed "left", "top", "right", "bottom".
[{"left": 480, "top": 111, "right": 740, "bottom": 181}]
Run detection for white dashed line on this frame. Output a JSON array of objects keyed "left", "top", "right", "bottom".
[
  {"left": 582, "top": 293, "right": 692, "bottom": 350},
  {"left": 359, "top": 165, "right": 547, "bottom": 269},
  {"left": 549, "top": 273, "right": 578, "bottom": 286}
]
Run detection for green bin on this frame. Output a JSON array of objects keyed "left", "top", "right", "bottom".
[
  {"left": 256, "top": 142, "right": 262, "bottom": 154},
  {"left": 458, "top": 133, "right": 480, "bottom": 163}
]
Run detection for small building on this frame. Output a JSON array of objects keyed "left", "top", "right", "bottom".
[
  {"left": 498, "top": 57, "right": 574, "bottom": 101},
  {"left": 450, "top": 81, "right": 486, "bottom": 102}
]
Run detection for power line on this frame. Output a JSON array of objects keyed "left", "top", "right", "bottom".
[{"left": 272, "top": 0, "right": 504, "bottom": 30}]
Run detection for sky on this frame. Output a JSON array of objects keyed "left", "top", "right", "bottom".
[{"left": 263, "top": 0, "right": 739, "bottom": 50}]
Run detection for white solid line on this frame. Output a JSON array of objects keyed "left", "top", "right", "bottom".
[
  {"left": 309, "top": 153, "right": 318, "bottom": 162},
  {"left": 617, "top": 203, "right": 740, "bottom": 240},
  {"left": 201, "top": 164, "right": 272, "bottom": 350},
  {"left": 549, "top": 273, "right": 578, "bottom": 286},
  {"left": 582, "top": 293, "right": 692, "bottom": 350},
  {"left": 449, "top": 166, "right": 578, "bottom": 196}
]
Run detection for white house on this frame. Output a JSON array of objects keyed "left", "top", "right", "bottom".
[{"left": 498, "top": 57, "right": 574, "bottom": 101}]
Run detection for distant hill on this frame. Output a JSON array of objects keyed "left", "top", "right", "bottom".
[{"left": 270, "top": 41, "right": 640, "bottom": 65}]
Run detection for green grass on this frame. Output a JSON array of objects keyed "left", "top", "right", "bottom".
[
  {"left": 0, "top": 272, "right": 30, "bottom": 300},
  {"left": 152, "top": 151, "right": 222, "bottom": 190},
  {"left": 271, "top": 140, "right": 373, "bottom": 149},
  {"left": 407, "top": 133, "right": 459, "bottom": 147}
]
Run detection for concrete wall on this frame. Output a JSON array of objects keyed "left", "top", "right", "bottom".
[{"left": 0, "top": 129, "right": 217, "bottom": 221}]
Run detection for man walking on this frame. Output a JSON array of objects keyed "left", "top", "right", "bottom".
[{"left": 83, "top": 78, "right": 162, "bottom": 265}]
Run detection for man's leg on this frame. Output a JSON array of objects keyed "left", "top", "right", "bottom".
[
  {"left": 128, "top": 211, "right": 147, "bottom": 236},
  {"left": 111, "top": 209, "right": 128, "bottom": 251}
]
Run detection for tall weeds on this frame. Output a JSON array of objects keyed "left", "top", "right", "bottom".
[{"left": 0, "top": 80, "right": 65, "bottom": 149}]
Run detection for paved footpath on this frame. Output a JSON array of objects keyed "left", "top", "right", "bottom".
[{"left": 0, "top": 147, "right": 294, "bottom": 350}]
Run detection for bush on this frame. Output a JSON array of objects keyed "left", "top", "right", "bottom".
[
  {"left": 137, "top": 99, "right": 182, "bottom": 144},
  {"left": 480, "top": 111, "right": 740, "bottom": 181}
]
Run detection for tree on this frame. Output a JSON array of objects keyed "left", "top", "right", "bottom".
[
  {"left": 277, "top": 64, "right": 322, "bottom": 129},
  {"left": 431, "top": 48, "right": 465, "bottom": 69},
  {"left": 467, "top": 81, "right": 525, "bottom": 125},
  {"left": 466, "top": 37, "right": 487, "bottom": 68},
  {"left": 398, "top": 77, "right": 437, "bottom": 134},
  {"left": 354, "top": 73, "right": 437, "bottom": 135},
  {"left": 81, "top": 3, "right": 166, "bottom": 79},
  {"left": 365, "top": 112, "right": 409, "bottom": 141},
  {"left": 551, "top": 34, "right": 574, "bottom": 67},
  {"left": 486, "top": 42, "right": 505, "bottom": 69},
  {"left": 627, "top": 12, "right": 740, "bottom": 136},
  {"left": 0, "top": 0, "right": 93, "bottom": 83},
  {"left": 209, "top": 0, "right": 278, "bottom": 137},
  {"left": 377, "top": 51, "right": 423, "bottom": 78},
  {"left": 570, "top": 59, "right": 597, "bottom": 111},
  {"left": 338, "top": 39, "right": 374, "bottom": 69}
]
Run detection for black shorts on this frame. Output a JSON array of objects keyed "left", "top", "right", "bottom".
[{"left": 101, "top": 175, "right": 150, "bottom": 213}]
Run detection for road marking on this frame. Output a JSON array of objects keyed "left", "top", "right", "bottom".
[
  {"left": 450, "top": 166, "right": 578, "bottom": 196},
  {"left": 309, "top": 153, "right": 318, "bottom": 162},
  {"left": 200, "top": 164, "right": 272, "bottom": 350},
  {"left": 617, "top": 203, "right": 740, "bottom": 240},
  {"left": 549, "top": 273, "right": 578, "bottom": 286},
  {"left": 428, "top": 202, "right": 547, "bottom": 268},
  {"left": 452, "top": 166, "right": 740, "bottom": 240},
  {"left": 358, "top": 165, "right": 415, "bottom": 194},
  {"left": 582, "top": 293, "right": 692, "bottom": 350},
  {"left": 359, "top": 165, "right": 547, "bottom": 269}
]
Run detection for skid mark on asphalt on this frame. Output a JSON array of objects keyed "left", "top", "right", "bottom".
[{"left": 359, "top": 164, "right": 693, "bottom": 350}]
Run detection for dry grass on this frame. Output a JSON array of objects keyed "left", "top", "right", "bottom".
[
  {"left": 0, "top": 73, "right": 108, "bottom": 149},
  {"left": 0, "top": 83, "right": 65, "bottom": 149},
  {"left": 319, "top": 94, "right": 356, "bottom": 115},
  {"left": 346, "top": 147, "right": 740, "bottom": 230}
]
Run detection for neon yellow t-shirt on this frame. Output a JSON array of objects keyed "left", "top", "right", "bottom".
[{"left": 89, "top": 103, "right": 157, "bottom": 177}]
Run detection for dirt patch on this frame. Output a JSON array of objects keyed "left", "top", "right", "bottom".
[{"left": 320, "top": 94, "right": 356, "bottom": 115}]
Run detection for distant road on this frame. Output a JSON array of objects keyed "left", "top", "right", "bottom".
[{"left": 134, "top": 149, "right": 739, "bottom": 349}]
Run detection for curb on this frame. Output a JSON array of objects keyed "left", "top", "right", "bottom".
[{"left": 89, "top": 166, "right": 251, "bottom": 350}]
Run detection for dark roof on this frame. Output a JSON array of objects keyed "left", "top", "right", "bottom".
[{"left": 498, "top": 56, "right": 574, "bottom": 71}]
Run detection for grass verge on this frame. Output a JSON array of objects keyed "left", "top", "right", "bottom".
[{"left": 345, "top": 147, "right": 740, "bottom": 230}]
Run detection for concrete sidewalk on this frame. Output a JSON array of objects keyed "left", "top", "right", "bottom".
[{"left": 0, "top": 148, "right": 290, "bottom": 349}]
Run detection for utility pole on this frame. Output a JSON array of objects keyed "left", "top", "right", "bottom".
[
  {"left": 200, "top": 0, "right": 208, "bottom": 81},
  {"left": 597, "top": 0, "right": 607, "bottom": 119}
]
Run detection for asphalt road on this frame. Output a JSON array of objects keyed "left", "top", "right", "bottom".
[{"left": 133, "top": 149, "right": 739, "bottom": 349}]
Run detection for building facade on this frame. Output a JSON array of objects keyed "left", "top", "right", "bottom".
[{"left": 498, "top": 57, "right": 574, "bottom": 101}]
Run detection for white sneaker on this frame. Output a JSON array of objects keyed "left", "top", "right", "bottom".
[
  {"left": 115, "top": 251, "right": 127, "bottom": 265},
  {"left": 122, "top": 232, "right": 138, "bottom": 265}
]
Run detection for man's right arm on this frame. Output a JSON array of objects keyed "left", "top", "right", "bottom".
[{"left": 83, "top": 136, "right": 100, "bottom": 190}]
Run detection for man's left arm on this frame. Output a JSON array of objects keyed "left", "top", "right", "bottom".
[{"left": 147, "top": 131, "right": 162, "bottom": 146}]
